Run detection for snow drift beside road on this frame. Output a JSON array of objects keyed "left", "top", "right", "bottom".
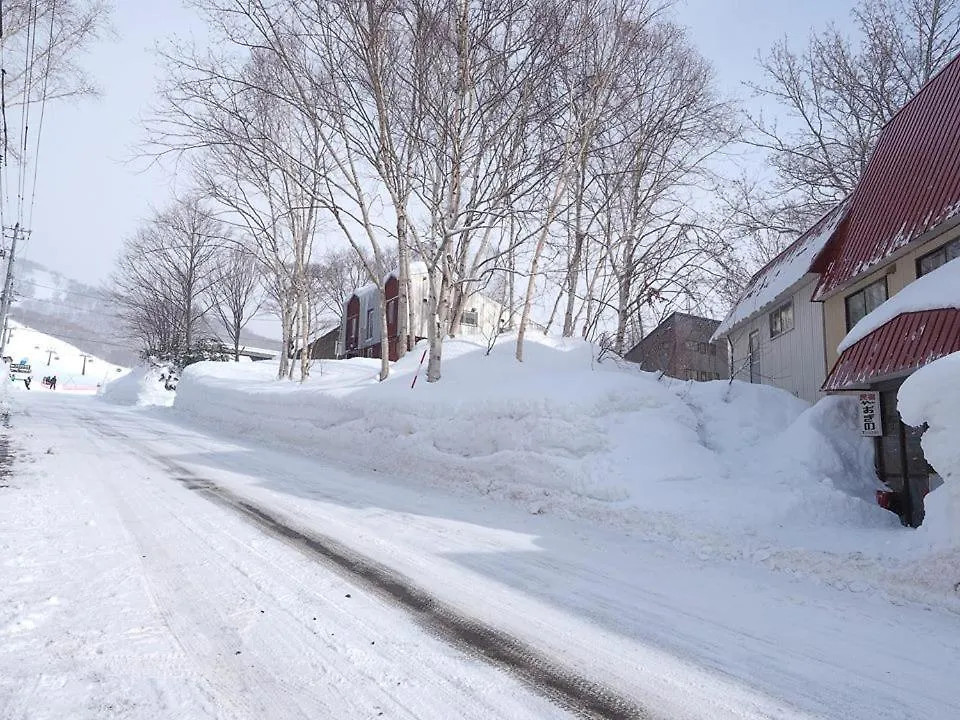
[
  {"left": 100, "top": 366, "right": 173, "bottom": 407},
  {"left": 174, "top": 335, "right": 893, "bottom": 548}
]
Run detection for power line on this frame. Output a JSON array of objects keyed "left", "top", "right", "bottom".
[
  {"left": 16, "top": 0, "right": 38, "bottom": 224},
  {"left": 10, "top": 294, "right": 126, "bottom": 319},
  {"left": 27, "top": 0, "right": 55, "bottom": 229},
  {"left": 7, "top": 324, "right": 134, "bottom": 351},
  {"left": 15, "top": 279, "right": 116, "bottom": 303}
]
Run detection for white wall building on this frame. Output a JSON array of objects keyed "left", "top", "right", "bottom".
[{"left": 712, "top": 201, "right": 848, "bottom": 404}]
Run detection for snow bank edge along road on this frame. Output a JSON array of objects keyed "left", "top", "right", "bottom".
[{"left": 169, "top": 336, "right": 953, "bottom": 569}]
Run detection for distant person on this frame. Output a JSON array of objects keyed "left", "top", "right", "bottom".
[
  {"left": 23, "top": 376, "right": 31, "bottom": 390},
  {"left": 50, "top": 376, "right": 57, "bottom": 390}
]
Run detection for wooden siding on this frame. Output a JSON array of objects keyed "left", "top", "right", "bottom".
[{"left": 728, "top": 277, "right": 826, "bottom": 404}]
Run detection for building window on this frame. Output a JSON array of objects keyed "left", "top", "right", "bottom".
[
  {"left": 748, "top": 330, "right": 760, "bottom": 383},
  {"left": 387, "top": 298, "right": 398, "bottom": 326},
  {"left": 768, "top": 300, "right": 794, "bottom": 339},
  {"left": 462, "top": 308, "right": 479, "bottom": 326},
  {"left": 917, "top": 237, "right": 959, "bottom": 277},
  {"left": 365, "top": 308, "right": 375, "bottom": 339},
  {"left": 845, "top": 277, "right": 888, "bottom": 330},
  {"left": 686, "top": 340, "right": 717, "bottom": 356}
]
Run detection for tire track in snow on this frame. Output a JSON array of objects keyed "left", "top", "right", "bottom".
[{"left": 86, "top": 417, "right": 653, "bottom": 720}]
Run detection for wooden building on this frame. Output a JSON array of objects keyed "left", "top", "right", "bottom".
[
  {"left": 340, "top": 264, "right": 507, "bottom": 361},
  {"left": 624, "top": 312, "right": 728, "bottom": 381}
]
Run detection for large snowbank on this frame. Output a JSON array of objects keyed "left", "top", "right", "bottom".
[
  {"left": 898, "top": 352, "right": 960, "bottom": 548},
  {"left": 839, "top": 257, "right": 960, "bottom": 352},
  {"left": 100, "top": 366, "right": 174, "bottom": 407},
  {"left": 713, "top": 201, "right": 847, "bottom": 339},
  {"left": 173, "top": 335, "right": 893, "bottom": 548}
]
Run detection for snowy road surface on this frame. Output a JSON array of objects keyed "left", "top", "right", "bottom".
[{"left": 1, "top": 393, "right": 959, "bottom": 719}]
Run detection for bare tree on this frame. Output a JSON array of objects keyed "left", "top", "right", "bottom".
[
  {"left": 209, "top": 246, "right": 264, "bottom": 361},
  {"left": 113, "top": 196, "right": 225, "bottom": 363},
  {"left": 740, "top": 0, "right": 960, "bottom": 251},
  {"left": 150, "top": 20, "right": 328, "bottom": 382},
  {"left": 1, "top": 0, "right": 110, "bottom": 104}
]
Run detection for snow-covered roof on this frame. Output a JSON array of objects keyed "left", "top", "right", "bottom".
[
  {"left": 838, "top": 257, "right": 960, "bottom": 353},
  {"left": 712, "top": 201, "right": 848, "bottom": 340}
]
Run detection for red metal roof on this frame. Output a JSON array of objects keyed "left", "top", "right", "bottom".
[
  {"left": 813, "top": 54, "right": 960, "bottom": 299},
  {"left": 822, "top": 309, "right": 960, "bottom": 390}
]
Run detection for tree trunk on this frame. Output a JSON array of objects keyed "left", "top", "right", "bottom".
[
  {"left": 507, "top": 236, "right": 516, "bottom": 330},
  {"left": 397, "top": 217, "right": 412, "bottom": 357},
  {"left": 614, "top": 274, "right": 632, "bottom": 355},
  {"left": 299, "top": 288, "right": 311, "bottom": 382},
  {"left": 277, "top": 304, "right": 291, "bottom": 380},
  {"left": 425, "top": 270, "right": 446, "bottom": 382},
  {"left": 562, "top": 229, "right": 585, "bottom": 337},
  {"left": 517, "top": 227, "right": 550, "bottom": 361},
  {"left": 378, "top": 291, "right": 390, "bottom": 381},
  {"left": 447, "top": 284, "right": 466, "bottom": 338}
]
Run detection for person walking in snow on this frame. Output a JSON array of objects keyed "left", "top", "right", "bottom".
[
  {"left": 50, "top": 375, "right": 56, "bottom": 390},
  {"left": 23, "top": 375, "right": 31, "bottom": 390}
]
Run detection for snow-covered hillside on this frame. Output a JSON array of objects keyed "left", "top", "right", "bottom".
[
  {"left": 8, "top": 259, "right": 284, "bottom": 368},
  {"left": 4, "top": 321, "right": 128, "bottom": 392}
]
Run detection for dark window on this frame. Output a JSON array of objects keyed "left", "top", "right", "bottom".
[
  {"left": 387, "top": 298, "right": 398, "bottom": 326},
  {"left": 768, "top": 300, "right": 794, "bottom": 338},
  {"left": 844, "top": 278, "right": 888, "bottom": 330},
  {"left": 748, "top": 330, "right": 760, "bottom": 383},
  {"left": 463, "top": 308, "right": 479, "bottom": 326},
  {"left": 365, "top": 308, "right": 375, "bottom": 339},
  {"left": 916, "top": 238, "right": 960, "bottom": 277}
]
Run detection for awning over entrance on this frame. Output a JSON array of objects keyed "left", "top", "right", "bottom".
[{"left": 822, "top": 309, "right": 960, "bottom": 391}]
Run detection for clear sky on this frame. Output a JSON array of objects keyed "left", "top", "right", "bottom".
[{"left": 22, "top": 0, "right": 855, "bottom": 287}]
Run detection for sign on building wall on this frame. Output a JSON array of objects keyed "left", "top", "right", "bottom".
[{"left": 858, "top": 391, "right": 883, "bottom": 437}]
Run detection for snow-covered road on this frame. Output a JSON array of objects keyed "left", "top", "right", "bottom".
[{"left": 2, "top": 393, "right": 959, "bottom": 719}]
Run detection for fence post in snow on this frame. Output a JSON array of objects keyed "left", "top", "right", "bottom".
[{"left": 410, "top": 349, "right": 428, "bottom": 389}]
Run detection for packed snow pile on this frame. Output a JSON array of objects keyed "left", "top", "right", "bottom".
[
  {"left": 100, "top": 365, "right": 175, "bottom": 407},
  {"left": 899, "top": 352, "right": 960, "bottom": 548},
  {"left": 3, "top": 320, "right": 127, "bottom": 393},
  {"left": 174, "top": 335, "right": 893, "bottom": 545},
  {"left": 839, "top": 257, "right": 960, "bottom": 352}
]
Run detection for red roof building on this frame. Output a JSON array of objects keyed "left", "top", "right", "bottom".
[
  {"left": 808, "top": 55, "right": 960, "bottom": 527},
  {"left": 812, "top": 54, "right": 960, "bottom": 301}
]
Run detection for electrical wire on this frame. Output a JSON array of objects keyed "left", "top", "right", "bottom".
[
  {"left": 16, "top": 0, "right": 39, "bottom": 225},
  {"left": 0, "top": 0, "right": 8, "bottom": 237},
  {"left": 26, "top": 0, "right": 55, "bottom": 230},
  {"left": 15, "top": 278, "right": 117, "bottom": 303}
]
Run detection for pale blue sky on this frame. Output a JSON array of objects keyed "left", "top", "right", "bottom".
[{"left": 24, "top": 0, "right": 855, "bottom": 286}]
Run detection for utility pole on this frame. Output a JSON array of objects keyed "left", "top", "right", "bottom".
[
  {"left": 0, "top": 224, "right": 22, "bottom": 358},
  {"left": 80, "top": 353, "right": 91, "bottom": 375}
]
